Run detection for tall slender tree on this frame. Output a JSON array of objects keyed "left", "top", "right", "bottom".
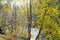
[{"left": 28, "top": 0, "right": 32, "bottom": 40}]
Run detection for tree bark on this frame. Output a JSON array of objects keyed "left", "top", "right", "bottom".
[
  {"left": 35, "top": 7, "right": 47, "bottom": 40},
  {"left": 28, "top": 0, "right": 32, "bottom": 40},
  {"left": 35, "top": 27, "right": 42, "bottom": 40}
]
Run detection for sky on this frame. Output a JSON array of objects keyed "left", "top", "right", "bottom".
[
  {"left": 1, "top": 0, "right": 29, "bottom": 8},
  {"left": 31, "top": 28, "right": 39, "bottom": 40}
]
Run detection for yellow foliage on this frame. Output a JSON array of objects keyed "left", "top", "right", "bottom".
[
  {"left": 58, "top": 31, "right": 60, "bottom": 34},
  {"left": 8, "top": 34, "right": 14, "bottom": 40},
  {"left": 3, "top": 7, "right": 12, "bottom": 12}
]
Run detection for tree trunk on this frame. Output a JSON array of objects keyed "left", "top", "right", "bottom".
[
  {"left": 51, "top": 35, "right": 54, "bottom": 40},
  {"left": 35, "top": 27, "right": 42, "bottom": 40},
  {"left": 28, "top": 0, "right": 32, "bottom": 40}
]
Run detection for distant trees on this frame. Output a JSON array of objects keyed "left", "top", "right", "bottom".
[
  {"left": 0, "top": 0, "right": 60, "bottom": 40},
  {"left": 0, "top": 0, "right": 3, "bottom": 10}
]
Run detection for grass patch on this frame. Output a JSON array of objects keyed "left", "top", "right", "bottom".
[{"left": 0, "top": 38, "right": 5, "bottom": 40}]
